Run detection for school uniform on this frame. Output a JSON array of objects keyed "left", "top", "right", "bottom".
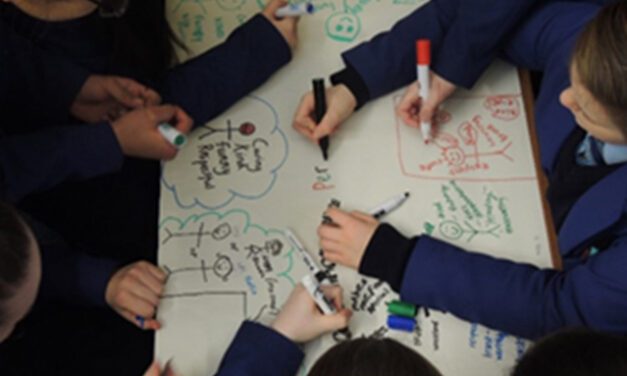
[
  {"left": 353, "top": 1, "right": 627, "bottom": 339},
  {"left": 215, "top": 321, "right": 303, "bottom": 376},
  {"left": 0, "top": 7, "right": 291, "bottom": 375},
  {"left": 0, "top": 5, "right": 291, "bottom": 260}
]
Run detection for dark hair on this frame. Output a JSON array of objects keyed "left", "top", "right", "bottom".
[
  {"left": 513, "top": 328, "right": 627, "bottom": 376},
  {"left": 0, "top": 202, "right": 31, "bottom": 325},
  {"left": 110, "top": 0, "right": 187, "bottom": 81},
  {"left": 308, "top": 338, "right": 442, "bottom": 376}
]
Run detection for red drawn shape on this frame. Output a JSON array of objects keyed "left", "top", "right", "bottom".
[
  {"left": 458, "top": 122, "right": 478, "bottom": 146},
  {"left": 434, "top": 109, "right": 451, "bottom": 125},
  {"left": 434, "top": 132, "right": 459, "bottom": 149},
  {"left": 443, "top": 147, "right": 466, "bottom": 166},
  {"left": 239, "top": 122, "right": 256, "bottom": 136},
  {"left": 484, "top": 95, "right": 520, "bottom": 121}
]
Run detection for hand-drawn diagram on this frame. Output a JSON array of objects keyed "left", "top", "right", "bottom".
[
  {"left": 422, "top": 181, "right": 514, "bottom": 243},
  {"left": 159, "top": 209, "right": 302, "bottom": 320},
  {"left": 395, "top": 95, "right": 537, "bottom": 182},
  {"left": 162, "top": 95, "right": 289, "bottom": 210}
]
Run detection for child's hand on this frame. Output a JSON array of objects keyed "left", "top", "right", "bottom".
[
  {"left": 105, "top": 261, "right": 167, "bottom": 331},
  {"left": 143, "top": 360, "right": 177, "bottom": 376},
  {"left": 318, "top": 207, "right": 379, "bottom": 269},
  {"left": 262, "top": 0, "right": 299, "bottom": 49},
  {"left": 292, "top": 84, "right": 357, "bottom": 143},
  {"left": 271, "top": 284, "right": 351, "bottom": 343},
  {"left": 71, "top": 75, "right": 162, "bottom": 123},
  {"left": 396, "top": 72, "right": 456, "bottom": 131},
  {"left": 111, "top": 104, "right": 193, "bottom": 160}
]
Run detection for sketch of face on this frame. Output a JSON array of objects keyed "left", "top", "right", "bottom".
[
  {"left": 265, "top": 239, "right": 283, "bottom": 256},
  {"left": 439, "top": 220, "right": 464, "bottom": 240},
  {"left": 325, "top": 12, "right": 361, "bottom": 42},
  {"left": 217, "top": 0, "right": 245, "bottom": 11},
  {"left": 211, "top": 223, "right": 232, "bottom": 240}
]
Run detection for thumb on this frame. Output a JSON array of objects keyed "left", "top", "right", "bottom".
[
  {"left": 143, "top": 361, "right": 161, "bottom": 376},
  {"left": 317, "top": 309, "right": 351, "bottom": 333},
  {"left": 312, "top": 113, "right": 338, "bottom": 140},
  {"left": 418, "top": 97, "right": 438, "bottom": 124}
]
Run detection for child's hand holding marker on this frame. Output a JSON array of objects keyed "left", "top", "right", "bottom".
[
  {"left": 271, "top": 283, "right": 351, "bottom": 343},
  {"left": 262, "top": 0, "right": 300, "bottom": 49},
  {"left": 105, "top": 261, "right": 167, "bottom": 331},
  {"left": 293, "top": 84, "right": 357, "bottom": 143},
  {"left": 111, "top": 104, "right": 193, "bottom": 160},
  {"left": 318, "top": 193, "right": 410, "bottom": 269},
  {"left": 396, "top": 71, "right": 456, "bottom": 140}
]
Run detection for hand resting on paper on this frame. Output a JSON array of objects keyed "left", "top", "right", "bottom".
[{"left": 105, "top": 261, "right": 167, "bottom": 331}]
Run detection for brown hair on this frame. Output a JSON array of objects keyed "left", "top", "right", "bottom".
[
  {"left": 572, "top": 2, "right": 627, "bottom": 134},
  {"left": 512, "top": 328, "right": 627, "bottom": 376},
  {"left": 308, "top": 337, "right": 442, "bottom": 376}
]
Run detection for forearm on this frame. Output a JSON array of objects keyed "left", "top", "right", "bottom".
[
  {"left": 215, "top": 321, "right": 303, "bottom": 376},
  {"left": 162, "top": 15, "right": 291, "bottom": 125},
  {"left": 0, "top": 124, "right": 123, "bottom": 203}
]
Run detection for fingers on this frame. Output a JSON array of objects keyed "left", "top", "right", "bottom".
[
  {"left": 143, "top": 361, "right": 161, "bottom": 376},
  {"left": 171, "top": 106, "right": 194, "bottom": 134},
  {"left": 108, "top": 77, "right": 145, "bottom": 108},
  {"left": 396, "top": 83, "right": 421, "bottom": 128},
  {"left": 147, "top": 104, "right": 178, "bottom": 124},
  {"left": 317, "top": 308, "right": 352, "bottom": 333},
  {"left": 320, "top": 284, "right": 343, "bottom": 310},
  {"left": 292, "top": 92, "right": 318, "bottom": 143}
]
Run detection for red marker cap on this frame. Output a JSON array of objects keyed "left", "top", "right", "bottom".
[{"left": 416, "top": 39, "right": 431, "bottom": 66}]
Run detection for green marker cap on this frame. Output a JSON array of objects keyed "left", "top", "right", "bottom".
[
  {"left": 174, "top": 134, "right": 186, "bottom": 146},
  {"left": 387, "top": 300, "right": 417, "bottom": 318}
]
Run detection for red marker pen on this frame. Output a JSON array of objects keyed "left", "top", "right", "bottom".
[{"left": 416, "top": 39, "right": 431, "bottom": 144}]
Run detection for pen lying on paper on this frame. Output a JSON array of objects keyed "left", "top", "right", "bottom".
[{"left": 368, "top": 192, "right": 411, "bottom": 219}]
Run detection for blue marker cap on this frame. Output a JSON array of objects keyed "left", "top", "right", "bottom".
[
  {"left": 387, "top": 314, "right": 416, "bottom": 332},
  {"left": 136, "top": 315, "right": 145, "bottom": 328}
]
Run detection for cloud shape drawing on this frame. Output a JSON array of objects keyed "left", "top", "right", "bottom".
[{"left": 162, "top": 95, "right": 289, "bottom": 210}]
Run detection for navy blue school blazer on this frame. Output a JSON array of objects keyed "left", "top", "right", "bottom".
[{"left": 343, "top": 0, "right": 623, "bottom": 339}]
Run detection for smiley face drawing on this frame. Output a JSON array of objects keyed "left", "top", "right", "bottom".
[
  {"left": 325, "top": 12, "right": 361, "bottom": 42},
  {"left": 216, "top": 0, "right": 245, "bottom": 11}
]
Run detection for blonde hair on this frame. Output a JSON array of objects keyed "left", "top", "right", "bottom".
[{"left": 573, "top": 2, "right": 627, "bottom": 133}]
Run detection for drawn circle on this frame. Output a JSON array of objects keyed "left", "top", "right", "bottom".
[
  {"left": 443, "top": 147, "right": 466, "bottom": 166},
  {"left": 239, "top": 122, "right": 256, "bottom": 136},
  {"left": 213, "top": 255, "right": 234, "bottom": 280},
  {"left": 434, "top": 132, "right": 459, "bottom": 148},
  {"left": 439, "top": 221, "right": 464, "bottom": 240},
  {"left": 325, "top": 12, "right": 361, "bottom": 43}
]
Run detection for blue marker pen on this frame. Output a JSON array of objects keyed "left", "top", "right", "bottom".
[
  {"left": 275, "top": 3, "right": 314, "bottom": 17},
  {"left": 136, "top": 315, "right": 145, "bottom": 328}
]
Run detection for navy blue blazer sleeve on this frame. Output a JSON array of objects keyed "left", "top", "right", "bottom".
[
  {"left": 359, "top": 2, "right": 627, "bottom": 340},
  {"left": 161, "top": 14, "right": 291, "bottom": 125},
  {"left": 340, "top": 0, "right": 541, "bottom": 102},
  {"left": 215, "top": 321, "right": 303, "bottom": 376},
  {"left": 0, "top": 22, "right": 89, "bottom": 125},
  {"left": 27, "top": 217, "right": 121, "bottom": 307},
  {"left": 0, "top": 123, "right": 124, "bottom": 203}
]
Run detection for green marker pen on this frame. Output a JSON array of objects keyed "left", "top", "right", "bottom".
[{"left": 158, "top": 123, "right": 187, "bottom": 149}]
